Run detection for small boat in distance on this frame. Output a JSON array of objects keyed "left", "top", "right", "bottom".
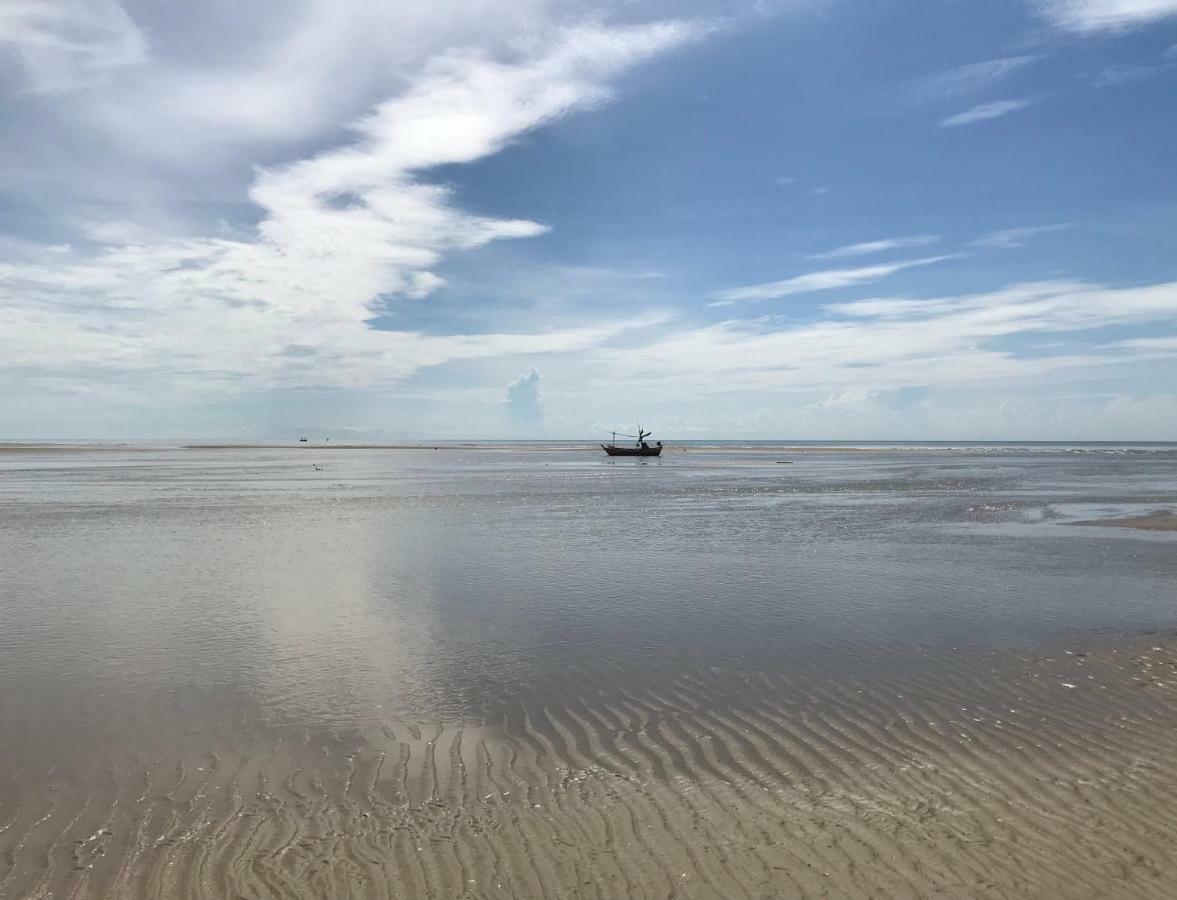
[{"left": 602, "top": 427, "right": 663, "bottom": 457}]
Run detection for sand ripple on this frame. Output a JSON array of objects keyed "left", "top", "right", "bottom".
[{"left": 3, "top": 635, "right": 1177, "bottom": 898}]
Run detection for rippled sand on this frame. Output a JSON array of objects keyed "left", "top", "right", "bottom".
[{"left": 3, "top": 634, "right": 1177, "bottom": 899}]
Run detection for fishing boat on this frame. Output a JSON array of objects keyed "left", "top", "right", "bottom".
[{"left": 602, "top": 427, "right": 663, "bottom": 457}]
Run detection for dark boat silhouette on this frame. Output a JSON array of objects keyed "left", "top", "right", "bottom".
[{"left": 602, "top": 427, "right": 663, "bottom": 457}]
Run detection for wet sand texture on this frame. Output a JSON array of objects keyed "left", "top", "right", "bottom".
[
  {"left": 3, "top": 637, "right": 1177, "bottom": 899},
  {"left": 1070, "top": 511, "right": 1177, "bottom": 531}
]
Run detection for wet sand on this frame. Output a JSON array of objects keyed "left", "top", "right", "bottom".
[
  {"left": 0, "top": 443, "right": 143, "bottom": 454},
  {"left": 2, "top": 632, "right": 1177, "bottom": 898},
  {"left": 1071, "top": 511, "right": 1177, "bottom": 531}
]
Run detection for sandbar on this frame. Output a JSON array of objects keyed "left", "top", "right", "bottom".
[{"left": 1070, "top": 510, "right": 1177, "bottom": 531}]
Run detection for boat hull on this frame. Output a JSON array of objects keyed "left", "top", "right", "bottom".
[{"left": 602, "top": 445, "right": 662, "bottom": 457}]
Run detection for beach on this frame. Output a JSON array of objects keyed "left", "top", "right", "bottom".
[{"left": 2, "top": 442, "right": 1176, "bottom": 898}]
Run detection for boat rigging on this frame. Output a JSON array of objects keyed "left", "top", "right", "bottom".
[{"left": 602, "top": 426, "right": 663, "bottom": 457}]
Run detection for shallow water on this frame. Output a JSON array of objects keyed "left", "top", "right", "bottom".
[
  {"left": 2, "top": 443, "right": 1177, "bottom": 897},
  {"left": 4, "top": 444, "right": 1175, "bottom": 724}
]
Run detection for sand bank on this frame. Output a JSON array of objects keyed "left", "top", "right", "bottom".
[
  {"left": 1071, "top": 511, "right": 1177, "bottom": 531},
  {"left": 0, "top": 443, "right": 142, "bottom": 453}
]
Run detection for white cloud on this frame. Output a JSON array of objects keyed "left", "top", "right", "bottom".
[
  {"left": 972, "top": 223, "right": 1073, "bottom": 247},
  {"left": 73, "top": 1, "right": 566, "bottom": 160},
  {"left": 594, "top": 279, "right": 1177, "bottom": 395},
  {"left": 1092, "top": 44, "right": 1177, "bottom": 84},
  {"left": 814, "top": 388, "right": 890, "bottom": 411},
  {"left": 1036, "top": 0, "right": 1177, "bottom": 32},
  {"left": 504, "top": 369, "right": 542, "bottom": 420},
  {"left": 810, "top": 235, "right": 940, "bottom": 260},
  {"left": 1095, "top": 61, "right": 1168, "bottom": 84},
  {"left": 1118, "top": 335, "right": 1177, "bottom": 354},
  {"left": 0, "top": 0, "right": 146, "bottom": 93},
  {"left": 913, "top": 56, "right": 1040, "bottom": 103},
  {"left": 940, "top": 98, "right": 1035, "bottom": 127},
  {"left": 708, "top": 256, "right": 956, "bottom": 304},
  {"left": 0, "top": 19, "right": 702, "bottom": 395}
]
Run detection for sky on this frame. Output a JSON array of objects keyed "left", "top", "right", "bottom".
[{"left": 1, "top": 0, "right": 1176, "bottom": 440}]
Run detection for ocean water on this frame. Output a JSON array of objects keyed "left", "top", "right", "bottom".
[{"left": 1, "top": 442, "right": 1177, "bottom": 897}]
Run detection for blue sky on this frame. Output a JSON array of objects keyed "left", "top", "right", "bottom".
[{"left": 1, "top": 0, "right": 1176, "bottom": 440}]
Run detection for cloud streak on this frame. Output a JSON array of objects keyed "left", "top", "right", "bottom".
[
  {"left": 1035, "top": 0, "right": 1177, "bottom": 32},
  {"left": 972, "top": 223, "right": 1074, "bottom": 248},
  {"left": 912, "top": 56, "right": 1040, "bottom": 103},
  {"left": 598, "top": 279, "right": 1177, "bottom": 394},
  {"left": 940, "top": 98, "right": 1035, "bottom": 127},
  {"left": 708, "top": 256, "right": 957, "bottom": 304},
  {"left": 0, "top": 0, "right": 146, "bottom": 93},
  {"left": 810, "top": 235, "right": 940, "bottom": 260}
]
